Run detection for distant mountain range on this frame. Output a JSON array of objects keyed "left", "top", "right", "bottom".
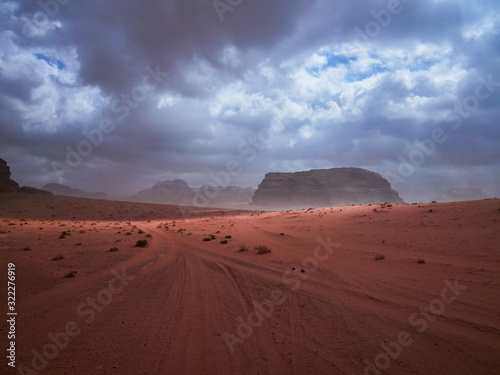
[
  {"left": 436, "top": 188, "right": 491, "bottom": 202},
  {"left": 131, "top": 179, "right": 255, "bottom": 206},
  {"left": 42, "top": 183, "right": 107, "bottom": 199}
]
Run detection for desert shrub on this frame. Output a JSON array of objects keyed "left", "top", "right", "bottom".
[
  {"left": 108, "top": 247, "right": 119, "bottom": 252},
  {"left": 238, "top": 244, "right": 249, "bottom": 252},
  {"left": 220, "top": 240, "right": 228, "bottom": 244},
  {"left": 374, "top": 254, "right": 385, "bottom": 260},
  {"left": 145, "top": 234, "right": 153, "bottom": 238},
  {"left": 51, "top": 255, "right": 64, "bottom": 261},
  {"left": 64, "top": 271, "right": 77, "bottom": 278},
  {"left": 225, "top": 235, "right": 232, "bottom": 239},
  {"left": 138, "top": 229, "right": 144, "bottom": 234},
  {"left": 210, "top": 234, "right": 216, "bottom": 240},
  {"left": 135, "top": 240, "right": 148, "bottom": 248},
  {"left": 417, "top": 258, "right": 426, "bottom": 264},
  {"left": 22, "top": 246, "right": 32, "bottom": 251},
  {"left": 255, "top": 245, "right": 271, "bottom": 255},
  {"left": 202, "top": 237, "right": 211, "bottom": 241}
]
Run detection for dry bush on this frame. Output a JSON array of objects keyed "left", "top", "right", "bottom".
[{"left": 255, "top": 245, "right": 271, "bottom": 255}]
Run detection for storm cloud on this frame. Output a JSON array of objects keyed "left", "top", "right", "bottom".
[{"left": 1, "top": 0, "right": 499, "bottom": 202}]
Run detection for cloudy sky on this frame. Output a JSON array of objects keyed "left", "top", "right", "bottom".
[{"left": 1, "top": 0, "right": 499, "bottom": 202}]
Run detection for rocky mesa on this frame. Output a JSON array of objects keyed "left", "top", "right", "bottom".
[
  {"left": 251, "top": 167, "right": 405, "bottom": 209},
  {"left": 0, "top": 158, "right": 19, "bottom": 192},
  {"left": 0, "top": 158, "right": 52, "bottom": 195}
]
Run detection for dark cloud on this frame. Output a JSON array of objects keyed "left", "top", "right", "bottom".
[{"left": 0, "top": 0, "right": 499, "bottom": 202}]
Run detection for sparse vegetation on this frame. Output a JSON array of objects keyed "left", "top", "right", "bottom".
[
  {"left": 255, "top": 245, "right": 272, "bottom": 255},
  {"left": 210, "top": 234, "right": 216, "bottom": 240},
  {"left": 220, "top": 240, "right": 228, "bottom": 244},
  {"left": 64, "top": 271, "right": 77, "bottom": 278},
  {"left": 138, "top": 229, "right": 144, "bottom": 234},
  {"left": 225, "top": 235, "right": 232, "bottom": 239},
  {"left": 238, "top": 244, "right": 249, "bottom": 252},
  {"left": 417, "top": 258, "right": 426, "bottom": 264},
  {"left": 135, "top": 240, "right": 148, "bottom": 248},
  {"left": 202, "top": 237, "right": 211, "bottom": 241},
  {"left": 108, "top": 247, "right": 119, "bottom": 252},
  {"left": 374, "top": 254, "right": 385, "bottom": 260},
  {"left": 52, "top": 255, "right": 64, "bottom": 261},
  {"left": 59, "top": 231, "right": 69, "bottom": 239},
  {"left": 22, "top": 246, "right": 32, "bottom": 251}
]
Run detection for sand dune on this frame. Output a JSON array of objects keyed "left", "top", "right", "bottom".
[{"left": 1, "top": 194, "right": 499, "bottom": 374}]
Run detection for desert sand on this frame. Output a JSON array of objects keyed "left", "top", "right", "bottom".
[{"left": 1, "top": 193, "right": 499, "bottom": 374}]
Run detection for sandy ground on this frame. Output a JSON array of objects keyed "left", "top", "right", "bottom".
[{"left": 0, "top": 193, "right": 499, "bottom": 374}]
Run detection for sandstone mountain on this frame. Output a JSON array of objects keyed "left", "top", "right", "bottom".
[
  {"left": 251, "top": 167, "right": 405, "bottom": 209},
  {"left": 0, "top": 158, "right": 52, "bottom": 195},
  {"left": 0, "top": 158, "right": 19, "bottom": 192},
  {"left": 42, "top": 183, "right": 107, "bottom": 199},
  {"left": 436, "top": 188, "right": 490, "bottom": 202},
  {"left": 132, "top": 179, "right": 195, "bottom": 205},
  {"left": 131, "top": 180, "right": 255, "bottom": 206}
]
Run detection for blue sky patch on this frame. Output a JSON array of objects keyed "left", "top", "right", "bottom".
[{"left": 34, "top": 53, "right": 65, "bottom": 70}]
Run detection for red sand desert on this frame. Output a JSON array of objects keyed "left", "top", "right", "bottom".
[{"left": 1, "top": 193, "right": 499, "bottom": 374}]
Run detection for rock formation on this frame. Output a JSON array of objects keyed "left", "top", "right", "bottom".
[
  {"left": 436, "top": 188, "right": 490, "bottom": 202},
  {"left": 251, "top": 167, "right": 405, "bottom": 209},
  {"left": 42, "top": 183, "right": 107, "bottom": 199},
  {"left": 132, "top": 179, "right": 196, "bottom": 205},
  {"left": 0, "top": 158, "right": 20, "bottom": 192},
  {"left": 0, "top": 158, "right": 52, "bottom": 195},
  {"left": 132, "top": 180, "right": 255, "bottom": 207}
]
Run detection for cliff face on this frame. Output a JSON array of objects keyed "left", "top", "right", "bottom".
[
  {"left": 0, "top": 158, "right": 53, "bottom": 195},
  {"left": 42, "top": 183, "right": 107, "bottom": 199},
  {"left": 0, "top": 158, "right": 20, "bottom": 192},
  {"left": 436, "top": 188, "right": 490, "bottom": 202},
  {"left": 251, "top": 167, "right": 405, "bottom": 209}
]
